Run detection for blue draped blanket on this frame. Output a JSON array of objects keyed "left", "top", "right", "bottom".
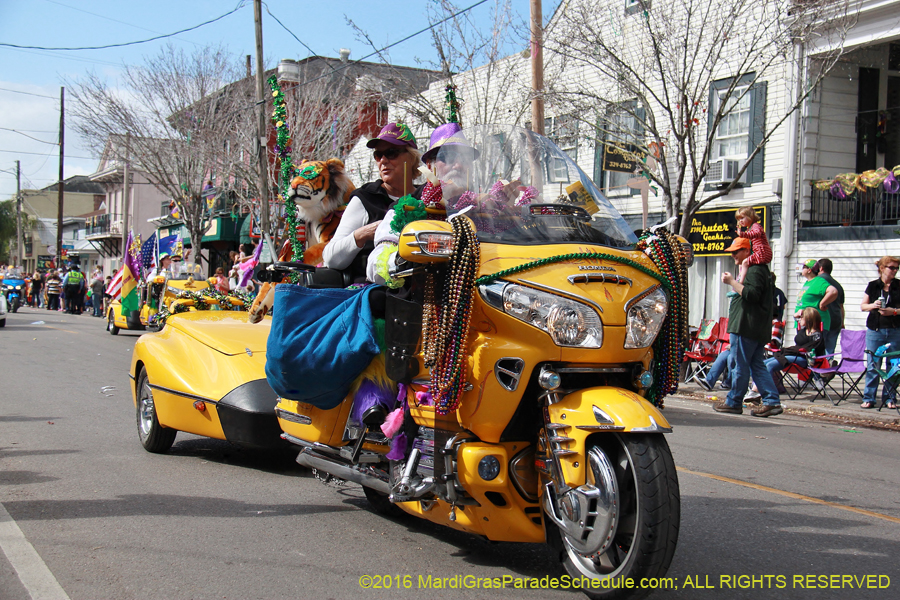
[{"left": 266, "top": 285, "right": 380, "bottom": 409}]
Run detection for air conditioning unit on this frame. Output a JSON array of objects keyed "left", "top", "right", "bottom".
[{"left": 705, "top": 158, "right": 747, "bottom": 185}]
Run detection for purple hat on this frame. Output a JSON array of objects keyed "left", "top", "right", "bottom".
[
  {"left": 366, "top": 122, "right": 418, "bottom": 149},
  {"left": 422, "top": 122, "right": 479, "bottom": 162}
]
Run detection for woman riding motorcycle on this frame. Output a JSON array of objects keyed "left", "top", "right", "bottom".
[{"left": 322, "top": 122, "right": 423, "bottom": 282}]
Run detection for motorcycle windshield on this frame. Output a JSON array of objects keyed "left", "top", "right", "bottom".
[
  {"left": 169, "top": 263, "right": 203, "bottom": 280},
  {"left": 433, "top": 124, "right": 637, "bottom": 248}
]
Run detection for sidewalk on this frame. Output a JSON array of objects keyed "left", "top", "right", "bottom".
[{"left": 672, "top": 379, "right": 900, "bottom": 431}]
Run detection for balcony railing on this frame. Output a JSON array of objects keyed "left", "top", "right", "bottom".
[
  {"left": 801, "top": 184, "right": 900, "bottom": 227},
  {"left": 85, "top": 213, "right": 122, "bottom": 237}
]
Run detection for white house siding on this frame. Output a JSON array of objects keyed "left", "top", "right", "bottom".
[
  {"left": 798, "top": 68, "right": 859, "bottom": 221},
  {"left": 785, "top": 238, "right": 900, "bottom": 338}
]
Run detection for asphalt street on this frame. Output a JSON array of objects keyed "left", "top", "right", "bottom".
[{"left": 1, "top": 306, "right": 899, "bottom": 600}]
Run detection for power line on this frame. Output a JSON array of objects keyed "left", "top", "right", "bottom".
[
  {"left": 3, "top": 46, "right": 129, "bottom": 69},
  {"left": 0, "top": 127, "right": 57, "bottom": 145},
  {"left": 263, "top": 4, "right": 355, "bottom": 85},
  {"left": 0, "top": 87, "right": 57, "bottom": 100},
  {"left": 0, "top": 148, "right": 95, "bottom": 160},
  {"left": 216, "top": 0, "right": 490, "bottom": 122},
  {"left": 289, "top": 0, "right": 490, "bottom": 90},
  {"left": 0, "top": 2, "right": 246, "bottom": 51}
]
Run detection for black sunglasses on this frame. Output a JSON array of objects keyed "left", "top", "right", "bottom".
[
  {"left": 886, "top": 266, "right": 899, "bottom": 271},
  {"left": 373, "top": 148, "right": 405, "bottom": 161}
]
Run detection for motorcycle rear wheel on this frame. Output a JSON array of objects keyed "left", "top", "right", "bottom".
[
  {"left": 548, "top": 433, "right": 679, "bottom": 600},
  {"left": 362, "top": 485, "right": 406, "bottom": 518}
]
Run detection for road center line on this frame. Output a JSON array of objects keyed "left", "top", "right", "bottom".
[
  {"left": 677, "top": 466, "right": 900, "bottom": 525},
  {"left": 0, "top": 502, "right": 70, "bottom": 600}
]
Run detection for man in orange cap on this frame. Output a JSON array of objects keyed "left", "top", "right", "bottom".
[{"left": 714, "top": 237, "right": 782, "bottom": 417}]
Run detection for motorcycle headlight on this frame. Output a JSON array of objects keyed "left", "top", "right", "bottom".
[
  {"left": 479, "top": 282, "right": 603, "bottom": 348},
  {"left": 15, "top": 285, "right": 22, "bottom": 290},
  {"left": 624, "top": 287, "right": 668, "bottom": 349}
]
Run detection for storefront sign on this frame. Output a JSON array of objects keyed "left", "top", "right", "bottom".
[
  {"left": 601, "top": 142, "right": 646, "bottom": 173},
  {"left": 37, "top": 255, "right": 54, "bottom": 270},
  {"left": 686, "top": 206, "right": 768, "bottom": 257}
]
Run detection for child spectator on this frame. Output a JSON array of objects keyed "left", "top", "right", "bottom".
[{"left": 735, "top": 206, "right": 772, "bottom": 282}]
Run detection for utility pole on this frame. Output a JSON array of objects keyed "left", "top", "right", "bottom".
[
  {"left": 253, "top": 0, "right": 271, "bottom": 256},
  {"left": 121, "top": 133, "right": 131, "bottom": 252},
  {"left": 15, "top": 160, "right": 22, "bottom": 267},
  {"left": 530, "top": 0, "right": 544, "bottom": 135},
  {"left": 57, "top": 86, "right": 64, "bottom": 268}
]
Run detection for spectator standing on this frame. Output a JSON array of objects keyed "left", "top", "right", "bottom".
[
  {"left": 58, "top": 265, "right": 67, "bottom": 312},
  {"left": 795, "top": 259, "right": 837, "bottom": 331},
  {"left": 30, "top": 271, "right": 43, "bottom": 308},
  {"left": 712, "top": 237, "right": 782, "bottom": 417},
  {"left": 45, "top": 270, "right": 61, "bottom": 311},
  {"left": 103, "top": 275, "right": 112, "bottom": 316},
  {"left": 63, "top": 265, "right": 83, "bottom": 314},
  {"left": 90, "top": 275, "right": 105, "bottom": 317},
  {"left": 816, "top": 258, "right": 845, "bottom": 356},
  {"left": 860, "top": 255, "right": 900, "bottom": 409},
  {"left": 772, "top": 273, "right": 787, "bottom": 323}
]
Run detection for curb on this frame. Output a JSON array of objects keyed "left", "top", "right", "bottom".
[{"left": 670, "top": 389, "right": 900, "bottom": 433}]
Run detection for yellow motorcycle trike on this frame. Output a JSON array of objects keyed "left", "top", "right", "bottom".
[
  {"left": 271, "top": 125, "right": 689, "bottom": 599},
  {"left": 108, "top": 263, "right": 220, "bottom": 334}
]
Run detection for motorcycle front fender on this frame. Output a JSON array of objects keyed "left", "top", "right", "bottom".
[{"left": 543, "top": 386, "right": 671, "bottom": 490}]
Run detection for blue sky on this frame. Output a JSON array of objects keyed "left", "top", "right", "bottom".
[{"left": 0, "top": 0, "right": 558, "bottom": 201}]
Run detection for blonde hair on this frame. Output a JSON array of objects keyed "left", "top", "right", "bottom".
[
  {"left": 875, "top": 256, "right": 900, "bottom": 271},
  {"left": 801, "top": 307, "right": 821, "bottom": 332},
  {"left": 735, "top": 206, "right": 759, "bottom": 224}
]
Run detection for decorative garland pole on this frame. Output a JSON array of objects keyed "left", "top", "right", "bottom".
[
  {"left": 445, "top": 83, "right": 461, "bottom": 125},
  {"left": 267, "top": 75, "right": 303, "bottom": 264}
]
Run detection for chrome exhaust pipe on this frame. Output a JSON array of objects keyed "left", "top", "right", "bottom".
[{"left": 295, "top": 448, "right": 391, "bottom": 495}]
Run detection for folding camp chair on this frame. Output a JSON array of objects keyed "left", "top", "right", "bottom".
[
  {"left": 865, "top": 343, "right": 900, "bottom": 414},
  {"left": 780, "top": 353, "right": 831, "bottom": 401},
  {"left": 683, "top": 319, "right": 719, "bottom": 385},
  {"left": 808, "top": 329, "right": 867, "bottom": 405}
]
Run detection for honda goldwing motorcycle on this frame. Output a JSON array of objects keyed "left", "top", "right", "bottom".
[
  {"left": 2, "top": 267, "right": 26, "bottom": 313},
  {"left": 271, "top": 125, "right": 689, "bottom": 599}
]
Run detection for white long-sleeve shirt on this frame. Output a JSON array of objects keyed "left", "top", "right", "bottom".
[{"left": 321, "top": 197, "right": 369, "bottom": 270}]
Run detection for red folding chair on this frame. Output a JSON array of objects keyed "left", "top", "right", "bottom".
[
  {"left": 683, "top": 320, "right": 719, "bottom": 385},
  {"left": 781, "top": 353, "right": 831, "bottom": 400}
]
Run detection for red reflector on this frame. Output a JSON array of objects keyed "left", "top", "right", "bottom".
[
  {"left": 193, "top": 400, "right": 206, "bottom": 412},
  {"left": 426, "top": 237, "right": 441, "bottom": 253}
]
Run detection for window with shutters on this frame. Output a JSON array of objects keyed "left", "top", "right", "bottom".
[
  {"left": 545, "top": 115, "right": 578, "bottom": 183},
  {"left": 708, "top": 74, "right": 767, "bottom": 184},
  {"left": 594, "top": 101, "right": 644, "bottom": 197}
]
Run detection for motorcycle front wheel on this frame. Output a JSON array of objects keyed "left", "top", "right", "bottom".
[
  {"left": 11, "top": 298, "right": 18, "bottom": 313},
  {"left": 548, "top": 433, "right": 680, "bottom": 600}
]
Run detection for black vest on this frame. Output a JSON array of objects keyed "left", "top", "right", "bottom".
[{"left": 347, "top": 181, "right": 423, "bottom": 282}]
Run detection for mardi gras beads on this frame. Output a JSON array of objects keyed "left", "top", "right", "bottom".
[
  {"left": 428, "top": 217, "right": 479, "bottom": 415},
  {"left": 636, "top": 228, "right": 690, "bottom": 406}
]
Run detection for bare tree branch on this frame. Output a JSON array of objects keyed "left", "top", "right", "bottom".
[{"left": 544, "top": 0, "right": 859, "bottom": 235}]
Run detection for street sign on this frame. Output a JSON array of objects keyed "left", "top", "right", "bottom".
[{"left": 602, "top": 142, "right": 647, "bottom": 173}]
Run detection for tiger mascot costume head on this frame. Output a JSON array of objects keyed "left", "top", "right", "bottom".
[
  {"left": 248, "top": 158, "right": 355, "bottom": 324},
  {"left": 288, "top": 158, "right": 355, "bottom": 266}
]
